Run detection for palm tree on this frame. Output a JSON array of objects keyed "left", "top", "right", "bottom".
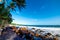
[
  {"left": 0, "top": 0, "right": 26, "bottom": 28},
  {"left": 0, "top": 3, "right": 12, "bottom": 28}
]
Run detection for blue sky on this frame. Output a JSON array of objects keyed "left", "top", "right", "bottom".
[{"left": 11, "top": 0, "right": 60, "bottom": 25}]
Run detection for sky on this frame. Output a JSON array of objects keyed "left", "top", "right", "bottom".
[{"left": 11, "top": 0, "right": 60, "bottom": 25}]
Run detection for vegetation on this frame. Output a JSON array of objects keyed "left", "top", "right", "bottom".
[
  {"left": 11, "top": 23, "right": 23, "bottom": 26},
  {"left": 0, "top": 0, "right": 26, "bottom": 29}
]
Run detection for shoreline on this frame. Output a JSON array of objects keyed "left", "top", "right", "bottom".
[
  {"left": 18, "top": 26, "right": 60, "bottom": 35},
  {"left": 0, "top": 26, "right": 60, "bottom": 40},
  {"left": 18, "top": 26, "right": 60, "bottom": 40},
  {"left": 19, "top": 26, "right": 60, "bottom": 30}
]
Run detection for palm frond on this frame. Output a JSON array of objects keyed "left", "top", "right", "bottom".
[{"left": 12, "top": 0, "right": 26, "bottom": 9}]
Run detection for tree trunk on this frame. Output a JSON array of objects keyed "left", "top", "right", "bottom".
[
  {"left": 0, "top": 19, "right": 9, "bottom": 29},
  {"left": 4, "top": 20, "right": 9, "bottom": 27},
  {"left": 0, "top": 20, "right": 5, "bottom": 29}
]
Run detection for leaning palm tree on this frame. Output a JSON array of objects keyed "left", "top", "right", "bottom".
[
  {"left": 0, "top": 0, "right": 26, "bottom": 28},
  {"left": 5, "top": 0, "right": 26, "bottom": 10},
  {"left": 0, "top": 3, "right": 12, "bottom": 28}
]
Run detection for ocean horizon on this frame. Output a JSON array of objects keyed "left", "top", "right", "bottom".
[{"left": 18, "top": 25, "right": 60, "bottom": 28}]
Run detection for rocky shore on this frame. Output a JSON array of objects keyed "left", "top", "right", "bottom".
[{"left": 0, "top": 26, "right": 59, "bottom": 40}]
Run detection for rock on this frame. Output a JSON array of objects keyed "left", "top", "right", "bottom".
[
  {"left": 32, "top": 28, "right": 36, "bottom": 30},
  {"left": 35, "top": 33, "right": 39, "bottom": 37},
  {"left": 53, "top": 37, "right": 58, "bottom": 40},
  {"left": 20, "top": 27, "right": 27, "bottom": 31},
  {"left": 56, "top": 34, "right": 60, "bottom": 37}
]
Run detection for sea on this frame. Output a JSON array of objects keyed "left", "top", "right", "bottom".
[{"left": 17, "top": 25, "right": 60, "bottom": 28}]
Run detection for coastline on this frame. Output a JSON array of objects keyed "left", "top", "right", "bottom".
[
  {"left": 20, "top": 26, "right": 60, "bottom": 40},
  {"left": 18, "top": 26, "right": 60, "bottom": 35},
  {"left": 18, "top": 26, "right": 60, "bottom": 40},
  {"left": 0, "top": 25, "right": 60, "bottom": 40}
]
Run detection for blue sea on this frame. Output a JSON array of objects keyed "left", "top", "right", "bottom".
[{"left": 18, "top": 25, "right": 60, "bottom": 28}]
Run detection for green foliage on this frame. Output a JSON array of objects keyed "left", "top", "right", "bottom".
[
  {"left": 0, "top": 0, "right": 26, "bottom": 28},
  {"left": 0, "top": 3, "right": 4, "bottom": 13},
  {"left": 11, "top": 23, "right": 23, "bottom": 26},
  {"left": 12, "top": 0, "right": 26, "bottom": 9}
]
